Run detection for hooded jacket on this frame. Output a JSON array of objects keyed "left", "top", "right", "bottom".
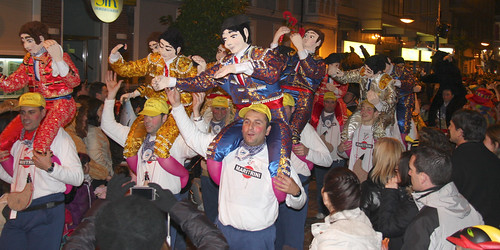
[
  {"left": 402, "top": 182, "right": 483, "bottom": 250},
  {"left": 310, "top": 208, "right": 382, "bottom": 250}
]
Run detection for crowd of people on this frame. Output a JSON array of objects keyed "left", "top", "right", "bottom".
[{"left": 0, "top": 15, "right": 499, "bottom": 250}]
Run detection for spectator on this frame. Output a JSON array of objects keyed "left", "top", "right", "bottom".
[
  {"left": 83, "top": 98, "right": 113, "bottom": 177},
  {"left": 417, "top": 127, "right": 455, "bottom": 153},
  {"left": 484, "top": 124, "right": 500, "bottom": 158},
  {"left": 449, "top": 109, "right": 500, "bottom": 227},
  {"left": 88, "top": 82, "right": 107, "bottom": 102},
  {"left": 310, "top": 167, "right": 382, "bottom": 249},
  {"left": 402, "top": 146, "right": 483, "bottom": 249}
]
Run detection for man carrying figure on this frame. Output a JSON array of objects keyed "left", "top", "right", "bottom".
[
  {"left": 0, "top": 92, "right": 83, "bottom": 249},
  {"left": 167, "top": 88, "right": 306, "bottom": 249},
  {"left": 153, "top": 15, "right": 292, "bottom": 202},
  {"left": 0, "top": 21, "right": 80, "bottom": 155}
]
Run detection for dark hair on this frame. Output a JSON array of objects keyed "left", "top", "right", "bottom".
[
  {"left": 147, "top": 31, "right": 161, "bottom": 43},
  {"left": 323, "top": 167, "right": 361, "bottom": 212},
  {"left": 324, "top": 53, "right": 345, "bottom": 65},
  {"left": 486, "top": 124, "right": 500, "bottom": 157},
  {"left": 220, "top": 15, "right": 252, "bottom": 44},
  {"left": 393, "top": 56, "right": 405, "bottom": 64},
  {"left": 305, "top": 28, "right": 325, "bottom": 49},
  {"left": 95, "top": 195, "right": 166, "bottom": 250},
  {"left": 75, "top": 95, "right": 90, "bottom": 138},
  {"left": 418, "top": 127, "right": 454, "bottom": 153},
  {"left": 87, "top": 98, "right": 103, "bottom": 127},
  {"left": 88, "top": 82, "right": 106, "bottom": 99},
  {"left": 398, "top": 151, "right": 412, "bottom": 187},
  {"left": 412, "top": 146, "right": 452, "bottom": 186},
  {"left": 159, "top": 27, "right": 184, "bottom": 54},
  {"left": 364, "top": 55, "right": 387, "bottom": 74},
  {"left": 346, "top": 83, "right": 360, "bottom": 99},
  {"left": 19, "top": 21, "right": 49, "bottom": 44},
  {"left": 78, "top": 153, "right": 90, "bottom": 166},
  {"left": 451, "top": 109, "right": 487, "bottom": 142}
]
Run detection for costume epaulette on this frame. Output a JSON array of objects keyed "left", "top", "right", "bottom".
[
  {"left": 23, "top": 53, "right": 31, "bottom": 65},
  {"left": 311, "top": 53, "right": 323, "bottom": 61},
  {"left": 147, "top": 52, "right": 162, "bottom": 65},
  {"left": 170, "top": 55, "right": 196, "bottom": 76}
]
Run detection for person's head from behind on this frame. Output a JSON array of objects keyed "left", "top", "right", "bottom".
[
  {"left": 138, "top": 98, "right": 169, "bottom": 135},
  {"left": 449, "top": 109, "right": 487, "bottom": 145},
  {"left": 282, "top": 93, "right": 295, "bottom": 122},
  {"left": 370, "top": 137, "right": 404, "bottom": 186},
  {"left": 238, "top": 104, "right": 271, "bottom": 146},
  {"left": 397, "top": 151, "right": 413, "bottom": 188},
  {"left": 18, "top": 92, "right": 46, "bottom": 132},
  {"left": 484, "top": 124, "right": 500, "bottom": 158},
  {"left": 78, "top": 153, "right": 91, "bottom": 175},
  {"left": 211, "top": 96, "right": 230, "bottom": 123},
  {"left": 360, "top": 101, "right": 379, "bottom": 125},
  {"left": 95, "top": 195, "right": 166, "bottom": 250},
  {"left": 322, "top": 167, "right": 361, "bottom": 214},
  {"left": 19, "top": 21, "right": 49, "bottom": 54},
  {"left": 418, "top": 127, "right": 454, "bottom": 153},
  {"left": 408, "top": 146, "right": 451, "bottom": 191},
  {"left": 220, "top": 15, "right": 251, "bottom": 54},
  {"left": 87, "top": 98, "right": 104, "bottom": 127},
  {"left": 89, "top": 82, "right": 108, "bottom": 101}
]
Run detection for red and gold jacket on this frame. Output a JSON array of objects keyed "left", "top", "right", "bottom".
[{"left": 0, "top": 52, "right": 80, "bottom": 98}]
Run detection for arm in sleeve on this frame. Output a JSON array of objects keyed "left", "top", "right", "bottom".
[
  {"left": 83, "top": 129, "right": 111, "bottom": 175},
  {"left": 248, "top": 48, "right": 283, "bottom": 84},
  {"left": 285, "top": 167, "right": 307, "bottom": 210},
  {"left": 333, "top": 68, "right": 363, "bottom": 85},
  {"left": 171, "top": 105, "right": 214, "bottom": 158},
  {"left": 0, "top": 164, "right": 12, "bottom": 183},
  {"left": 109, "top": 55, "right": 151, "bottom": 78},
  {"left": 56, "top": 53, "right": 80, "bottom": 88},
  {"left": 376, "top": 188, "right": 419, "bottom": 237},
  {"left": 300, "top": 55, "right": 327, "bottom": 81},
  {"left": 0, "top": 60, "right": 29, "bottom": 93},
  {"left": 401, "top": 206, "right": 438, "bottom": 250},
  {"left": 374, "top": 79, "right": 397, "bottom": 113},
  {"left": 169, "top": 200, "right": 229, "bottom": 250},
  {"left": 50, "top": 130, "right": 84, "bottom": 186},
  {"left": 302, "top": 125, "right": 333, "bottom": 167},
  {"left": 175, "top": 64, "right": 221, "bottom": 93},
  {"left": 100, "top": 99, "right": 130, "bottom": 147}
]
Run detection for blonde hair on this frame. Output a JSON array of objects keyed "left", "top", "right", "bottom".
[{"left": 370, "top": 137, "right": 404, "bottom": 186}]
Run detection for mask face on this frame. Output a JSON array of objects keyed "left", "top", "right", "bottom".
[{"left": 222, "top": 29, "right": 248, "bottom": 54}]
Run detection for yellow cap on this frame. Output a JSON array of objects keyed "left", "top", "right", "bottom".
[
  {"left": 283, "top": 93, "right": 295, "bottom": 107},
  {"left": 324, "top": 92, "right": 337, "bottom": 101},
  {"left": 18, "top": 92, "right": 46, "bottom": 108},
  {"left": 212, "top": 96, "right": 229, "bottom": 108},
  {"left": 139, "top": 97, "right": 169, "bottom": 117},
  {"left": 239, "top": 104, "right": 272, "bottom": 121}
]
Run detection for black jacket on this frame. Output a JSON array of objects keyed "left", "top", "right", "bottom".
[
  {"left": 451, "top": 142, "right": 500, "bottom": 227},
  {"left": 361, "top": 178, "right": 418, "bottom": 250}
]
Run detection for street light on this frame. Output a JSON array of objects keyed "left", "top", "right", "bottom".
[
  {"left": 481, "top": 42, "right": 490, "bottom": 47},
  {"left": 400, "top": 18, "right": 415, "bottom": 24}
]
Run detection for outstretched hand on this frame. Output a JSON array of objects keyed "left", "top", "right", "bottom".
[
  {"left": 214, "top": 65, "right": 236, "bottom": 79},
  {"left": 105, "top": 71, "right": 123, "bottom": 100},
  {"left": 273, "top": 26, "right": 291, "bottom": 44},
  {"left": 192, "top": 92, "right": 206, "bottom": 116},
  {"left": 111, "top": 44, "right": 126, "bottom": 56}
]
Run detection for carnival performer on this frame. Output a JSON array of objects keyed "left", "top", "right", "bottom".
[
  {"left": 108, "top": 27, "right": 196, "bottom": 177},
  {"left": 153, "top": 15, "right": 292, "bottom": 202},
  {"left": 270, "top": 26, "right": 326, "bottom": 144},
  {"left": 332, "top": 55, "right": 397, "bottom": 141},
  {"left": 0, "top": 21, "right": 80, "bottom": 154}
]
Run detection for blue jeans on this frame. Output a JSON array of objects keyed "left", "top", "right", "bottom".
[
  {"left": 0, "top": 193, "right": 65, "bottom": 250},
  {"left": 201, "top": 175, "right": 219, "bottom": 223},
  {"left": 275, "top": 174, "right": 309, "bottom": 250},
  {"left": 215, "top": 218, "right": 275, "bottom": 250},
  {"left": 315, "top": 159, "right": 345, "bottom": 215}
]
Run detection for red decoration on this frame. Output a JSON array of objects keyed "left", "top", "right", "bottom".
[{"left": 279, "top": 11, "right": 302, "bottom": 42}]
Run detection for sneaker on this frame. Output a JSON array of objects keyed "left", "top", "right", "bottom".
[{"left": 315, "top": 212, "right": 326, "bottom": 219}]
